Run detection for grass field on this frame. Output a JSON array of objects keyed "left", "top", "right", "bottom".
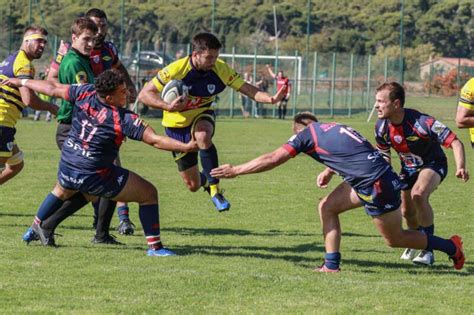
[{"left": 1, "top": 104, "right": 473, "bottom": 313}]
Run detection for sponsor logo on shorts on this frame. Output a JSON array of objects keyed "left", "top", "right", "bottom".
[
  {"left": 117, "top": 174, "right": 124, "bottom": 185},
  {"left": 60, "top": 171, "right": 84, "bottom": 185}
]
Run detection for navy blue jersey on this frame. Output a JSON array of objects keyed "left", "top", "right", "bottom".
[
  {"left": 60, "top": 84, "right": 147, "bottom": 172},
  {"left": 283, "top": 122, "right": 391, "bottom": 189},
  {"left": 375, "top": 109, "right": 456, "bottom": 173}
]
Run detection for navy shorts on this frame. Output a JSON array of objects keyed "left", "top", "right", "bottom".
[
  {"left": 0, "top": 126, "right": 16, "bottom": 158},
  {"left": 58, "top": 162, "right": 129, "bottom": 199},
  {"left": 399, "top": 160, "right": 447, "bottom": 190},
  {"left": 354, "top": 169, "right": 402, "bottom": 217},
  {"left": 165, "top": 110, "right": 215, "bottom": 171}
]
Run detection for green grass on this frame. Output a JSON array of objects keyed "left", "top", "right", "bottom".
[{"left": 1, "top": 106, "right": 473, "bottom": 313}]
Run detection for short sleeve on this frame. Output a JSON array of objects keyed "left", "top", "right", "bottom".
[
  {"left": 421, "top": 115, "right": 457, "bottom": 148},
  {"left": 374, "top": 119, "right": 390, "bottom": 151},
  {"left": 214, "top": 60, "right": 245, "bottom": 91},
  {"left": 458, "top": 78, "right": 474, "bottom": 111},
  {"left": 282, "top": 127, "right": 314, "bottom": 157},
  {"left": 121, "top": 111, "right": 148, "bottom": 141}
]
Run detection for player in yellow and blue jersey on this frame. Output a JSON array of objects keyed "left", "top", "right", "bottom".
[
  {"left": 0, "top": 26, "right": 58, "bottom": 185},
  {"left": 139, "top": 32, "right": 287, "bottom": 212},
  {"left": 456, "top": 78, "right": 474, "bottom": 147}
]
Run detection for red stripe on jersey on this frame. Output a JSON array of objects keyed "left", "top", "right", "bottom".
[
  {"left": 281, "top": 144, "right": 297, "bottom": 157},
  {"left": 111, "top": 107, "right": 124, "bottom": 146},
  {"left": 388, "top": 124, "right": 410, "bottom": 153},
  {"left": 77, "top": 91, "right": 96, "bottom": 101},
  {"left": 442, "top": 132, "right": 457, "bottom": 148},
  {"left": 309, "top": 124, "right": 330, "bottom": 155}
]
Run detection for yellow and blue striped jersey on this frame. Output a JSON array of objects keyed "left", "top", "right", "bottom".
[
  {"left": 458, "top": 78, "right": 474, "bottom": 146},
  {"left": 0, "top": 50, "right": 35, "bottom": 127},
  {"left": 458, "top": 78, "right": 474, "bottom": 111},
  {"left": 152, "top": 56, "right": 244, "bottom": 128}
]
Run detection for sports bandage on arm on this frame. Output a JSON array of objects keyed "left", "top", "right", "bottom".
[{"left": 6, "top": 151, "right": 24, "bottom": 166}]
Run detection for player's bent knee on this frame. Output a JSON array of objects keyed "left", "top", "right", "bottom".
[
  {"left": 185, "top": 181, "right": 201, "bottom": 192},
  {"left": 318, "top": 197, "right": 335, "bottom": 216}
]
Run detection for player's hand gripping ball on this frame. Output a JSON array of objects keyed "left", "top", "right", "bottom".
[{"left": 161, "top": 79, "right": 188, "bottom": 103}]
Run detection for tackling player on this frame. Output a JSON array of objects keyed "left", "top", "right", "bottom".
[
  {"left": 374, "top": 82, "right": 468, "bottom": 266},
  {"left": 139, "top": 32, "right": 286, "bottom": 212},
  {"left": 0, "top": 26, "right": 58, "bottom": 185},
  {"left": 211, "top": 112, "right": 465, "bottom": 272},
  {"left": 2, "top": 69, "right": 197, "bottom": 255},
  {"left": 456, "top": 77, "right": 474, "bottom": 145},
  {"left": 49, "top": 9, "right": 138, "bottom": 235}
]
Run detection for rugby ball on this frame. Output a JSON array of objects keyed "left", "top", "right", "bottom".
[{"left": 161, "top": 79, "right": 187, "bottom": 103}]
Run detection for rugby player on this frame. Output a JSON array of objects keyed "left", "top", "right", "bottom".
[
  {"left": 210, "top": 112, "right": 465, "bottom": 272},
  {"left": 374, "top": 82, "right": 468, "bottom": 265},
  {"left": 266, "top": 64, "right": 291, "bottom": 120},
  {"left": 2, "top": 69, "right": 197, "bottom": 255},
  {"left": 456, "top": 77, "right": 474, "bottom": 145},
  {"left": 0, "top": 26, "right": 58, "bottom": 185},
  {"left": 139, "top": 32, "right": 287, "bottom": 212},
  {"left": 48, "top": 9, "right": 138, "bottom": 236}
]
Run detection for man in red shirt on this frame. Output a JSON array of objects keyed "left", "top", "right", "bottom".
[{"left": 266, "top": 64, "right": 291, "bottom": 119}]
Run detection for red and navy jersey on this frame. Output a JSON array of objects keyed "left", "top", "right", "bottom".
[
  {"left": 283, "top": 122, "right": 391, "bottom": 189},
  {"left": 374, "top": 108, "right": 456, "bottom": 173},
  {"left": 51, "top": 41, "right": 120, "bottom": 77},
  {"left": 60, "top": 84, "right": 147, "bottom": 173}
]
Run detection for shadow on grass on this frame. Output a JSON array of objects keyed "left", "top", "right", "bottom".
[
  {"left": 342, "top": 258, "right": 474, "bottom": 276},
  {"left": 164, "top": 226, "right": 318, "bottom": 237}
]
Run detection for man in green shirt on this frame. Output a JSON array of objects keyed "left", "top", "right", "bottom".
[{"left": 55, "top": 17, "right": 97, "bottom": 148}]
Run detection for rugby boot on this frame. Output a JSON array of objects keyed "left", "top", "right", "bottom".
[
  {"left": 147, "top": 247, "right": 176, "bottom": 257},
  {"left": 400, "top": 248, "right": 417, "bottom": 260},
  {"left": 449, "top": 235, "right": 465, "bottom": 270},
  {"left": 412, "top": 250, "right": 434, "bottom": 266},
  {"left": 91, "top": 234, "right": 124, "bottom": 245},
  {"left": 204, "top": 186, "right": 230, "bottom": 212},
  {"left": 22, "top": 227, "right": 39, "bottom": 244},
  {"left": 31, "top": 222, "right": 56, "bottom": 247}
]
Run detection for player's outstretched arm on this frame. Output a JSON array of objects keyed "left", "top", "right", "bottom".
[
  {"left": 1, "top": 78, "right": 64, "bottom": 115},
  {"left": 450, "top": 139, "right": 469, "bottom": 182},
  {"left": 141, "top": 126, "right": 198, "bottom": 153},
  {"left": 211, "top": 147, "right": 292, "bottom": 179},
  {"left": 238, "top": 82, "right": 287, "bottom": 105}
]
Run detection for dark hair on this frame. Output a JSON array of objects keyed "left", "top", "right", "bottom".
[
  {"left": 71, "top": 17, "right": 98, "bottom": 36},
  {"left": 95, "top": 69, "right": 124, "bottom": 98},
  {"left": 24, "top": 25, "right": 48, "bottom": 36},
  {"left": 86, "top": 8, "right": 108, "bottom": 20},
  {"left": 192, "top": 32, "right": 222, "bottom": 52},
  {"left": 376, "top": 81, "right": 405, "bottom": 107},
  {"left": 294, "top": 111, "right": 318, "bottom": 126}
]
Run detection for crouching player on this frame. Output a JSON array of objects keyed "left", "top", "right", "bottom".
[
  {"left": 211, "top": 112, "right": 465, "bottom": 272},
  {"left": 2, "top": 69, "right": 197, "bottom": 256}
]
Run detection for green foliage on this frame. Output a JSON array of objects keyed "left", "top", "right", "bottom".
[{"left": 0, "top": 0, "right": 472, "bottom": 59}]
